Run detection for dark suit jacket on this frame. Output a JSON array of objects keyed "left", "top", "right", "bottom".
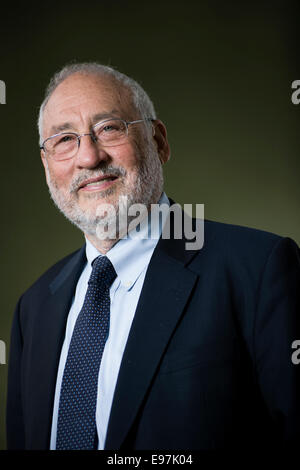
[{"left": 6, "top": 211, "right": 300, "bottom": 450}]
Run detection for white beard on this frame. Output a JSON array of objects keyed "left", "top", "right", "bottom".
[{"left": 44, "top": 139, "right": 164, "bottom": 240}]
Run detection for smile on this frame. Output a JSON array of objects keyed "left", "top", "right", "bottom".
[{"left": 78, "top": 175, "right": 119, "bottom": 192}]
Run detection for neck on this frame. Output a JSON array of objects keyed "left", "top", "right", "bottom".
[
  {"left": 84, "top": 204, "right": 150, "bottom": 254},
  {"left": 85, "top": 234, "right": 119, "bottom": 254}
]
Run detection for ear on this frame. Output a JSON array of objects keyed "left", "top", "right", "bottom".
[
  {"left": 151, "top": 120, "right": 171, "bottom": 164},
  {"left": 40, "top": 150, "right": 50, "bottom": 185}
]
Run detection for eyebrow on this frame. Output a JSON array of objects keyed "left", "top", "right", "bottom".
[{"left": 48, "top": 110, "right": 121, "bottom": 135}]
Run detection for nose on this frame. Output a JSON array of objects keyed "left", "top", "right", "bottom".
[{"left": 74, "top": 133, "right": 110, "bottom": 169}]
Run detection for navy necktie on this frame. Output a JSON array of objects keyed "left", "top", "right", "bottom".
[{"left": 56, "top": 255, "right": 117, "bottom": 450}]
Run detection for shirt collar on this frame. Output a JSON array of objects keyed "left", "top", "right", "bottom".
[{"left": 85, "top": 192, "right": 170, "bottom": 291}]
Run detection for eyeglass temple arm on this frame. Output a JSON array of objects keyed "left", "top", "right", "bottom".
[{"left": 128, "top": 118, "right": 154, "bottom": 124}]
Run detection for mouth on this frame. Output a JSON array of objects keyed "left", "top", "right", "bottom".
[{"left": 78, "top": 174, "right": 119, "bottom": 192}]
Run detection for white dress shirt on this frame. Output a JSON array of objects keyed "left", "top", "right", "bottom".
[{"left": 50, "top": 193, "right": 170, "bottom": 449}]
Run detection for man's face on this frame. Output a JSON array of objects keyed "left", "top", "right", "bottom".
[{"left": 40, "top": 72, "right": 169, "bottom": 239}]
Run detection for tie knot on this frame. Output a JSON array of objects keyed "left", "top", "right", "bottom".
[{"left": 89, "top": 256, "right": 117, "bottom": 288}]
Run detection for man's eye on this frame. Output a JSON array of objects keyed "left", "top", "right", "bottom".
[
  {"left": 93, "top": 120, "right": 125, "bottom": 140},
  {"left": 52, "top": 134, "right": 77, "bottom": 151},
  {"left": 102, "top": 125, "right": 118, "bottom": 132},
  {"left": 59, "top": 135, "right": 75, "bottom": 143}
]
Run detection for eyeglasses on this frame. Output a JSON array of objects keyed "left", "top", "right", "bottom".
[{"left": 40, "top": 117, "right": 153, "bottom": 161}]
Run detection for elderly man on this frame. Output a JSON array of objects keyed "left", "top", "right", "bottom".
[{"left": 6, "top": 62, "right": 300, "bottom": 450}]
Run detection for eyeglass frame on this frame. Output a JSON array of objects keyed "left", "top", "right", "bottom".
[{"left": 40, "top": 117, "right": 154, "bottom": 160}]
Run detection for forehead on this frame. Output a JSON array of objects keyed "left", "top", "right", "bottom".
[{"left": 42, "top": 73, "right": 134, "bottom": 134}]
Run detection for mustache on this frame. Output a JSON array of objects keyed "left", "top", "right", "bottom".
[{"left": 69, "top": 165, "right": 127, "bottom": 193}]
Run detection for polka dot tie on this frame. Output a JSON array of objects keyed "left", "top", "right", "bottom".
[{"left": 56, "top": 256, "right": 117, "bottom": 450}]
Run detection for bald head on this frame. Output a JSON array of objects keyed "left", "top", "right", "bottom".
[
  {"left": 41, "top": 72, "right": 137, "bottom": 144},
  {"left": 38, "top": 62, "right": 156, "bottom": 146}
]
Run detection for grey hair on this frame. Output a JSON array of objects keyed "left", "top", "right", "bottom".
[{"left": 37, "top": 62, "right": 157, "bottom": 146}]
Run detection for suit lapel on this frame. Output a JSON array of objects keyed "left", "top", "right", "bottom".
[
  {"left": 28, "top": 247, "right": 86, "bottom": 449},
  {"left": 105, "top": 210, "right": 200, "bottom": 449}
]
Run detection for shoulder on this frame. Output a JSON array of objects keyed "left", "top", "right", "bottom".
[
  {"left": 191, "top": 218, "right": 299, "bottom": 275},
  {"left": 204, "top": 219, "right": 282, "bottom": 251},
  {"left": 20, "top": 246, "right": 86, "bottom": 303},
  {"left": 168, "top": 197, "right": 296, "bottom": 263}
]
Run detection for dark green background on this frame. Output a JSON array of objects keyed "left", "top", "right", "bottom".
[{"left": 0, "top": 0, "right": 299, "bottom": 450}]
